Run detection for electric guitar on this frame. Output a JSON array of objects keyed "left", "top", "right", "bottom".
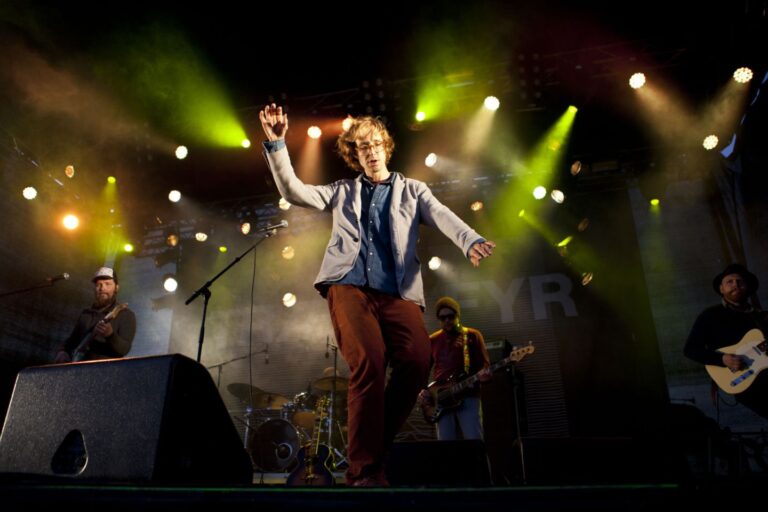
[
  {"left": 71, "top": 303, "right": 128, "bottom": 362},
  {"left": 286, "top": 396, "right": 335, "bottom": 486},
  {"left": 706, "top": 329, "right": 767, "bottom": 394},
  {"left": 419, "top": 342, "right": 535, "bottom": 424}
]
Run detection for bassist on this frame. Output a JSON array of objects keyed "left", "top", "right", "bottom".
[
  {"left": 53, "top": 267, "right": 136, "bottom": 363},
  {"left": 420, "top": 296, "right": 491, "bottom": 440},
  {"left": 684, "top": 263, "right": 768, "bottom": 419}
]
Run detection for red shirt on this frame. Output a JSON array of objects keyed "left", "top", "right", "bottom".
[{"left": 429, "top": 326, "right": 490, "bottom": 386}]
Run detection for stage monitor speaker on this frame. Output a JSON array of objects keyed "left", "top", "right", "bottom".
[
  {"left": 0, "top": 354, "right": 253, "bottom": 484},
  {"left": 385, "top": 440, "right": 491, "bottom": 486}
]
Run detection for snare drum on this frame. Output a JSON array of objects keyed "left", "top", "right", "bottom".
[{"left": 248, "top": 418, "right": 300, "bottom": 472}]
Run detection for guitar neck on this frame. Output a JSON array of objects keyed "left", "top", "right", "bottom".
[{"left": 446, "top": 346, "right": 531, "bottom": 395}]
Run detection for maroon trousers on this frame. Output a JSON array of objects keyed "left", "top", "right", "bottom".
[{"left": 327, "top": 285, "right": 431, "bottom": 483}]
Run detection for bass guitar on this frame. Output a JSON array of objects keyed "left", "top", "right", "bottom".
[
  {"left": 419, "top": 342, "right": 535, "bottom": 424},
  {"left": 71, "top": 303, "right": 128, "bottom": 362},
  {"left": 286, "top": 396, "right": 335, "bottom": 486},
  {"left": 706, "top": 329, "right": 767, "bottom": 394}
]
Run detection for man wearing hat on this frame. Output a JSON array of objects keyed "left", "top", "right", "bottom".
[
  {"left": 420, "top": 296, "right": 491, "bottom": 440},
  {"left": 684, "top": 263, "right": 768, "bottom": 419},
  {"left": 53, "top": 266, "right": 136, "bottom": 363}
]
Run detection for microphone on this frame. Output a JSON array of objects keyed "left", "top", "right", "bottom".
[
  {"left": 264, "top": 344, "right": 269, "bottom": 364},
  {"left": 255, "top": 220, "right": 288, "bottom": 233},
  {"left": 46, "top": 273, "right": 70, "bottom": 283}
]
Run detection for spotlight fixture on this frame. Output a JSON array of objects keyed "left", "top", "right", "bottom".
[
  {"left": 163, "top": 274, "right": 178, "bottom": 293},
  {"left": 22, "top": 187, "right": 37, "bottom": 200},
  {"left": 702, "top": 135, "right": 719, "bottom": 150},
  {"left": 282, "top": 292, "right": 297, "bottom": 308},
  {"left": 733, "top": 67, "right": 753, "bottom": 84},
  {"left": 629, "top": 73, "right": 646, "bottom": 89}
]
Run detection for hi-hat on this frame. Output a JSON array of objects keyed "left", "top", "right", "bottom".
[{"left": 313, "top": 376, "right": 349, "bottom": 392}]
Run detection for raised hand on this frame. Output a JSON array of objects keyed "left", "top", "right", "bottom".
[
  {"left": 259, "top": 103, "right": 289, "bottom": 141},
  {"left": 469, "top": 240, "right": 496, "bottom": 268}
]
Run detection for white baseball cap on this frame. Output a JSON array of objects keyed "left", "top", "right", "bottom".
[{"left": 92, "top": 266, "right": 118, "bottom": 283}]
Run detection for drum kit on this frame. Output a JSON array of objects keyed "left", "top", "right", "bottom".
[{"left": 228, "top": 373, "right": 350, "bottom": 473}]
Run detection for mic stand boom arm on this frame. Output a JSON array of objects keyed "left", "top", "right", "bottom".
[{"left": 185, "top": 231, "right": 276, "bottom": 364}]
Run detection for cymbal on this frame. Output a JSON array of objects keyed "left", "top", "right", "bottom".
[
  {"left": 227, "top": 383, "right": 289, "bottom": 409},
  {"left": 227, "top": 383, "right": 263, "bottom": 402},
  {"left": 313, "top": 376, "right": 349, "bottom": 392}
]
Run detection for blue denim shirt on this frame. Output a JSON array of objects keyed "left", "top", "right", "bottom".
[{"left": 333, "top": 173, "right": 398, "bottom": 296}]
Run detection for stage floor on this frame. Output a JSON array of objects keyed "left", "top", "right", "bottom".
[{"left": 1, "top": 473, "right": 766, "bottom": 511}]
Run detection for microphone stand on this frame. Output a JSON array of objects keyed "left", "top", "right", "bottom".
[
  {"left": 186, "top": 231, "right": 277, "bottom": 364},
  {"left": 0, "top": 278, "right": 64, "bottom": 298}
]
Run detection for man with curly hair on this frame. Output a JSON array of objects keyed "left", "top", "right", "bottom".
[{"left": 260, "top": 104, "right": 495, "bottom": 486}]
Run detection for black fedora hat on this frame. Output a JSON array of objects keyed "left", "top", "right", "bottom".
[{"left": 712, "top": 263, "right": 758, "bottom": 296}]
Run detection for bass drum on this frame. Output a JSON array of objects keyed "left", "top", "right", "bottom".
[{"left": 248, "top": 418, "right": 300, "bottom": 472}]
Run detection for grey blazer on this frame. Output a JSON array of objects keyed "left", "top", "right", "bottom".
[{"left": 264, "top": 147, "right": 484, "bottom": 308}]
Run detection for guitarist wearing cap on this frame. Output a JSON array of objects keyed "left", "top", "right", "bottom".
[
  {"left": 684, "top": 263, "right": 768, "bottom": 420},
  {"left": 419, "top": 296, "right": 491, "bottom": 440},
  {"left": 53, "top": 267, "right": 136, "bottom": 363}
]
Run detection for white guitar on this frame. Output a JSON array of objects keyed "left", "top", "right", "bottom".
[{"left": 706, "top": 329, "right": 767, "bottom": 394}]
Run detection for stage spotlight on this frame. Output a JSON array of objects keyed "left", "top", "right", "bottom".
[
  {"left": 307, "top": 126, "right": 322, "bottom": 139},
  {"left": 218, "top": 246, "right": 227, "bottom": 253},
  {"left": 166, "top": 233, "right": 179, "bottom": 247},
  {"left": 107, "top": 176, "right": 116, "bottom": 184},
  {"left": 123, "top": 243, "right": 134, "bottom": 253},
  {"left": 168, "top": 190, "right": 181, "bottom": 203},
  {"left": 240, "top": 221, "right": 252, "bottom": 235},
  {"left": 650, "top": 198, "right": 660, "bottom": 206},
  {"left": 428, "top": 257, "right": 442, "bottom": 270},
  {"left": 22, "top": 187, "right": 37, "bottom": 200},
  {"left": 342, "top": 116, "right": 354, "bottom": 132},
  {"left": 570, "top": 161, "right": 582, "bottom": 176},
  {"left": 581, "top": 272, "right": 594, "bottom": 286},
  {"left": 195, "top": 231, "right": 208, "bottom": 242},
  {"left": 425, "top": 153, "right": 438, "bottom": 168},
  {"left": 279, "top": 197, "right": 292, "bottom": 211},
  {"left": 282, "top": 246, "right": 295, "bottom": 260},
  {"left": 532, "top": 186, "right": 547, "bottom": 200},
  {"left": 282, "top": 292, "right": 297, "bottom": 308},
  {"left": 550, "top": 189, "right": 565, "bottom": 204},
  {"left": 241, "top": 139, "right": 251, "bottom": 148},
  {"left": 415, "top": 111, "right": 426, "bottom": 122},
  {"left": 64, "top": 165, "right": 75, "bottom": 178},
  {"left": 629, "top": 72, "right": 646, "bottom": 89},
  {"left": 163, "top": 274, "right": 178, "bottom": 293},
  {"left": 702, "top": 135, "right": 719, "bottom": 150},
  {"left": 175, "top": 146, "right": 188, "bottom": 160},
  {"left": 483, "top": 96, "right": 500, "bottom": 111},
  {"left": 470, "top": 201, "right": 483, "bottom": 211},
  {"left": 733, "top": 67, "right": 753, "bottom": 84},
  {"left": 62, "top": 214, "right": 79, "bottom": 230}
]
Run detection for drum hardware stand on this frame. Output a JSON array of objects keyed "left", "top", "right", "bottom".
[{"left": 324, "top": 340, "right": 348, "bottom": 469}]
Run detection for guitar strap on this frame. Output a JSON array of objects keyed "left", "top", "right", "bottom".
[{"left": 462, "top": 327, "right": 470, "bottom": 374}]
